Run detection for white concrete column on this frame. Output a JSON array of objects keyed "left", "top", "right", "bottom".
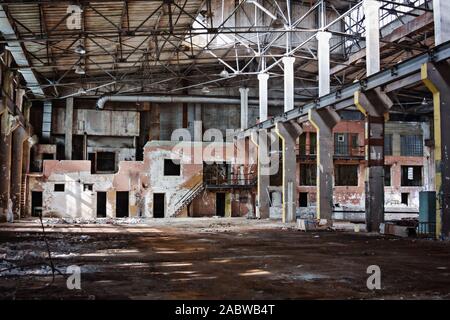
[
  {"left": 282, "top": 56, "right": 295, "bottom": 112},
  {"left": 363, "top": 0, "right": 381, "bottom": 76},
  {"left": 316, "top": 31, "right": 332, "bottom": 97},
  {"left": 434, "top": 0, "right": 450, "bottom": 45},
  {"left": 239, "top": 87, "right": 249, "bottom": 130},
  {"left": 258, "top": 73, "right": 269, "bottom": 122},
  {"left": 194, "top": 103, "right": 202, "bottom": 141},
  {"left": 64, "top": 97, "right": 74, "bottom": 160}
]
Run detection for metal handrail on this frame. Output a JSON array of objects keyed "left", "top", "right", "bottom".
[{"left": 174, "top": 181, "right": 204, "bottom": 209}]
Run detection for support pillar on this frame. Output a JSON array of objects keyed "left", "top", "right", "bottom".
[
  {"left": 65, "top": 97, "right": 74, "bottom": 160},
  {"left": 11, "top": 126, "right": 28, "bottom": 219},
  {"left": 433, "top": 0, "right": 450, "bottom": 45},
  {"left": 250, "top": 129, "right": 270, "bottom": 219},
  {"left": 0, "top": 111, "right": 12, "bottom": 221},
  {"left": 275, "top": 121, "right": 303, "bottom": 223},
  {"left": 363, "top": 0, "right": 381, "bottom": 76},
  {"left": 316, "top": 31, "right": 332, "bottom": 97},
  {"left": 354, "top": 88, "right": 393, "bottom": 232},
  {"left": 308, "top": 107, "right": 340, "bottom": 223},
  {"left": 282, "top": 57, "right": 295, "bottom": 112},
  {"left": 421, "top": 61, "right": 450, "bottom": 239},
  {"left": 239, "top": 87, "right": 249, "bottom": 130},
  {"left": 149, "top": 103, "right": 161, "bottom": 141},
  {"left": 258, "top": 73, "right": 269, "bottom": 122},
  {"left": 193, "top": 104, "right": 202, "bottom": 141}
]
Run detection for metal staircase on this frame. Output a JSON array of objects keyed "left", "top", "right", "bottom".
[{"left": 173, "top": 181, "right": 205, "bottom": 217}]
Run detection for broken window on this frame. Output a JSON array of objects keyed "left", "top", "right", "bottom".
[
  {"left": 54, "top": 184, "right": 65, "bottom": 192},
  {"left": 83, "top": 184, "right": 93, "bottom": 191},
  {"left": 335, "top": 164, "right": 359, "bottom": 186},
  {"left": 384, "top": 134, "right": 393, "bottom": 156},
  {"left": 401, "top": 193, "right": 409, "bottom": 205},
  {"left": 164, "top": 159, "right": 181, "bottom": 176},
  {"left": 401, "top": 166, "right": 422, "bottom": 186},
  {"left": 400, "top": 135, "right": 423, "bottom": 156},
  {"left": 384, "top": 165, "right": 391, "bottom": 186},
  {"left": 96, "top": 152, "right": 115, "bottom": 172},
  {"left": 300, "top": 163, "right": 316, "bottom": 186}
]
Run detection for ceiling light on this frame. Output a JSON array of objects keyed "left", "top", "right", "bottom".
[
  {"left": 74, "top": 64, "right": 85, "bottom": 75},
  {"left": 421, "top": 97, "right": 427, "bottom": 105},
  {"left": 77, "top": 87, "right": 87, "bottom": 95},
  {"left": 201, "top": 86, "right": 210, "bottom": 93},
  {"left": 219, "top": 69, "right": 230, "bottom": 78},
  {"left": 74, "top": 44, "right": 86, "bottom": 55}
]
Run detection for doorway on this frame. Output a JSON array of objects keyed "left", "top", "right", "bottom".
[
  {"left": 31, "top": 191, "right": 43, "bottom": 217},
  {"left": 116, "top": 191, "right": 129, "bottom": 217},
  {"left": 216, "top": 192, "right": 225, "bottom": 217},
  {"left": 97, "top": 192, "right": 107, "bottom": 217},
  {"left": 153, "top": 193, "right": 165, "bottom": 218}
]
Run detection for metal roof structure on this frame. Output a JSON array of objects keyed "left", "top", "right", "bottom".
[{"left": 0, "top": 0, "right": 435, "bottom": 108}]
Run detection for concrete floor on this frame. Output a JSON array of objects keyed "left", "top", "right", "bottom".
[{"left": 0, "top": 218, "right": 449, "bottom": 300}]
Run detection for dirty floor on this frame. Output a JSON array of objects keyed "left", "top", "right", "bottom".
[{"left": 0, "top": 218, "right": 449, "bottom": 300}]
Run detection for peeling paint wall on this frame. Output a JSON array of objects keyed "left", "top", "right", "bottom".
[
  {"left": 294, "top": 120, "right": 431, "bottom": 217},
  {"left": 27, "top": 141, "right": 242, "bottom": 219}
]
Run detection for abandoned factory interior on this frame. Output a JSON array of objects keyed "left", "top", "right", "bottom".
[{"left": 0, "top": 0, "right": 449, "bottom": 302}]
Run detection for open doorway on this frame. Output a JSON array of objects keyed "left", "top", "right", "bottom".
[
  {"left": 216, "top": 192, "right": 225, "bottom": 217},
  {"left": 116, "top": 191, "right": 129, "bottom": 217},
  {"left": 97, "top": 192, "right": 107, "bottom": 217},
  {"left": 31, "top": 191, "right": 43, "bottom": 217},
  {"left": 153, "top": 193, "right": 165, "bottom": 218}
]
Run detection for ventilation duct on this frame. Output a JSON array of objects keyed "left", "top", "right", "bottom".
[{"left": 96, "top": 95, "right": 303, "bottom": 109}]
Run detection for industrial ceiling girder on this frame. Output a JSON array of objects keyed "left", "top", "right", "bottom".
[{"left": 237, "top": 40, "right": 450, "bottom": 138}]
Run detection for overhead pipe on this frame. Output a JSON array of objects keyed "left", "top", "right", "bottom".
[{"left": 96, "top": 95, "right": 304, "bottom": 109}]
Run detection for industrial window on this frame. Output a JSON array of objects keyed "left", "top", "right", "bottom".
[
  {"left": 400, "top": 135, "right": 423, "bottom": 156},
  {"left": 384, "top": 166, "right": 391, "bottom": 186},
  {"left": 96, "top": 152, "right": 115, "bottom": 172},
  {"left": 335, "top": 165, "right": 359, "bottom": 186},
  {"left": 164, "top": 159, "right": 181, "bottom": 176},
  {"left": 54, "top": 184, "right": 65, "bottom": 192},
  {"left": 401, "top": 166, "right": 422, "bottom": 186},
  {"left": 334, "top": 133, "right": 359, "bottom": 156},
  {"left": 83, "top": 184, "right": 93, "bottom": 191},
  {"left": 309, "top": 133, "right": 317, "bottom": 155},
  {"left": 298, "top": 134, "right": 306, "bottom": 156},
  {"left": 300, "top": 164, "right": 316, "bottom": 186},
  {"left": 384, "top": 134, "right": 393, "bottom": 156}
]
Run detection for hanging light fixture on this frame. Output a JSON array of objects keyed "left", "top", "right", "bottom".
[
  {"left": 201, "top": 86, "right": 210, "bottom": 93},
  {"left": 74, "top": 43, "right": 86, "bottom": 55},
  {"left": 219, "top": 69, "right": 230, "bottom": 78},
  {"left": 74, "top": 63, "right": 85, "bottom": 75}
]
